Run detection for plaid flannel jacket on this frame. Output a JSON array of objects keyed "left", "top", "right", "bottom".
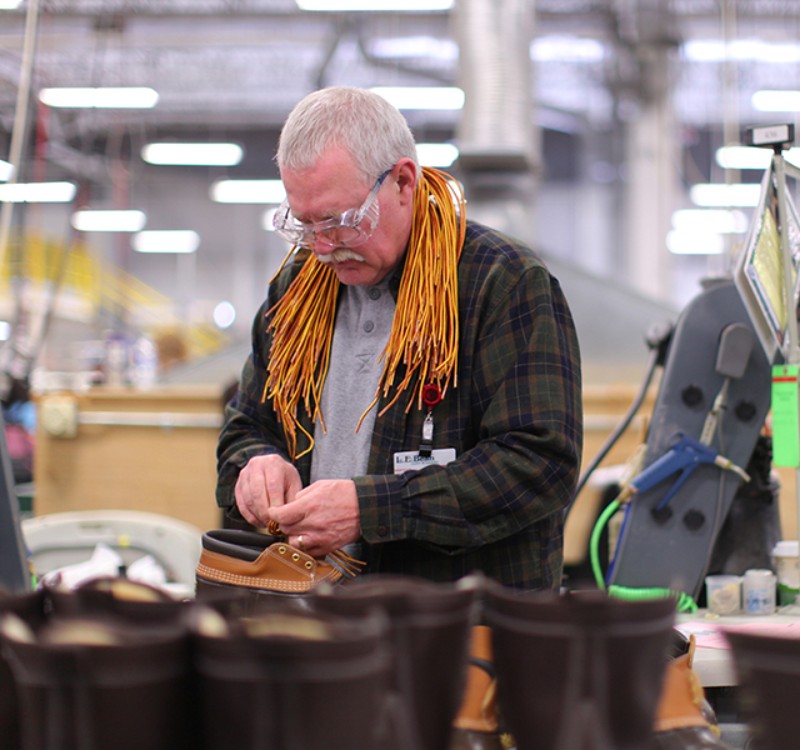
[{"left": 216, "top": 221, "right": 583, "bottom": 590}]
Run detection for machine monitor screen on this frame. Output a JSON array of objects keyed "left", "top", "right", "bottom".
[{"left": 734, "top": 160, "right": 800, "bottom": 363}]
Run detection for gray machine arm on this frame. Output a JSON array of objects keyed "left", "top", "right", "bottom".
[{"left": 607, "top": 279, "right": 772, "bottom": 599}]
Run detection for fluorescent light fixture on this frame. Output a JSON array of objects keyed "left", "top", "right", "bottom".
[
  {"left": 716, "top": 145, "right": 800, "bottom": 170},
  {"left": 211, "top": 179, "right": 285, "bottom": 204},
  {"left": 371, "top": 86, "right": 465, "bottom": 111},
  {"left": 132, "top": 230, "right": 200, "bottom": 254},
  {"left": 671, "top": 209, "right": 748, "bottom": 234},
  {"left": 296, "top": 0, "right": 453, "bottom": 10},
  {"left": 684, "top": 39, "right": 800, "bottom": 64},
  {"left": 370, "top": 37, "right": 457, "bottom": 61},
  {"left": 0, "top": 1, "right": 22, "bottom": 8},
  {"left": 716, "top": 146, "right": 772, "bottom": 170},
  {"left": 666, "top": 230, "right": 725, "bottom": 255},
  {"left": 689, "top": 183, "right": 762, "bottom": 208},
  {"left": 0, "top": 321, "right": 9, "bottom": 342},
  {"left": 71, "top": 209, "right": 146, "bottom": 232},
  {"left": 416, "top": 143, "right": 459, "bottom": 167},
  {"left": 752, "top": 90, "right": 800, "bottom": 112},
  {"left": 141, "top": 142, "right": 243, "bottom": 167},
  {"left": 0, "top": 160, "right": 13, "bottom": 182},
  {"left": 39, "top": 87, "right": 159, "bottom": 109},
  {"left": 0, "top": 181, "right": 76, "bottom": 203}
]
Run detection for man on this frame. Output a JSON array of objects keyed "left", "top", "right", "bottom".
[{"left": 216, "top": 86, "right": 582, "bottom": 590}]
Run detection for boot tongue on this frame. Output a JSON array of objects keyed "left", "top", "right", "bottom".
[{"left": 653, "top": 652, "right": 711, "bottom": 732}]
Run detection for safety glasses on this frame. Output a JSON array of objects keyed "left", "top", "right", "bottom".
[{"left": 272, "top": 168, "right": 393, "bottom": 250}]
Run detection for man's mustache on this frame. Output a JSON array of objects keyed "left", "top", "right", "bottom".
[{"left": 315, "top": 249, "right": 366, "bottom": 264}]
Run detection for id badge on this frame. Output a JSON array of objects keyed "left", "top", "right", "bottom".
[{"left": 393, "top": 448, "right": 456, "bottom": 474}]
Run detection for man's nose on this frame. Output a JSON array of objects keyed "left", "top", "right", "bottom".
[{"left": 312, "top": 233, "right": 339, "bottom": 253}]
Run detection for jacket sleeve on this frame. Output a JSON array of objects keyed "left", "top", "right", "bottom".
[
  {"left": 215, "top": 279, "right": 297, "bottom": 512},
  {"left": 354, "top": 262, "right": 583, "bottom": 554}
]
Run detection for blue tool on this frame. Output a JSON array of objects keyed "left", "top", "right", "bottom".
[{"left": 624, "top": 434, "right": 750, "bottom": 512}]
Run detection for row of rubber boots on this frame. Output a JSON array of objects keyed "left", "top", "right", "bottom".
[{"left": 0, "top": 573, "right": 782, "bottom": 750}]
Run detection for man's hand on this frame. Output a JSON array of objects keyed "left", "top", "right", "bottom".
[
  {"left": 234, "top": 454, "right": 303, "bottom": 527},
  {"left": 268, "top": 479, "right": 361, "bottom": 557}
]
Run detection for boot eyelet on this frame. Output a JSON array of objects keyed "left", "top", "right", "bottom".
[
  {"left": 292, "top": 553, "right": 300, "bottom": 562},
  {"left": 305, "top": 561, "right": 314, "bottom": 570},
  {"left": 278, "top": 546, "right": 286, "bottom": 554}
]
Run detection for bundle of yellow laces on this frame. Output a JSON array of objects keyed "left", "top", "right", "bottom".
[{"left": 263, "top": 166, "right": 467, "bottom": 460}]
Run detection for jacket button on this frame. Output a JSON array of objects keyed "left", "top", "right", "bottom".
[{"left": 377, "top": 525, "right": 388, "bottom": 537}]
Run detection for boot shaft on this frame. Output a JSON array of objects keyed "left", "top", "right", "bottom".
[
  {"left": 0, "top": 589, "right": 48, "bottom": 750},
  {"left": 312, "top": 574, "right": 479, "bottom": 750},
  {"left": 191, "top": 604, "right": 393, "bottom": 750},
  {"left": 723, "top": 629, "right": 800, "bottom": 750},
  {"left": 1, "top": 611, "right": 193, "bottom": 750},
  {"left": 485, "top": 588, "right": 676, "bottom": 750}
]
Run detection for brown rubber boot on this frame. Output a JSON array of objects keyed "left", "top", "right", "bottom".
[
  {"left": 722, "top": 628, "right": 800, "bottom": 750},
  {"left": 0, "top": 607, "right": 193, "bottom": 750},
  {"left": 485, "top": 586, "right": 676, "bottom": 750},
  {"left": 190, "top": 604, "right": 393, "bottom": 750},
  {"left": 0, "top": 589, "right": 47, "bottom": 750},
  {"left": 313, "top": 574, "right": 479, "bottom": 750}
]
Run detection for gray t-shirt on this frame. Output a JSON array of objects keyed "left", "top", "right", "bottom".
[{"left": 310, "top": 280, "right": 395, "bottom": 483}]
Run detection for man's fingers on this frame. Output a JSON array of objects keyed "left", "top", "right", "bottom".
[
  {"left": 234, "top": 470, "right": 269, "bottom": 526},
  {"left": 269, "top": 499, "right": 306, "bottom": 530},
  {"left": 236, "top": 491, "right": 267, "bottom": 527}
]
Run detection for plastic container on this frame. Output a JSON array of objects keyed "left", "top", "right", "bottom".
[
  {"left": 743, "top": 569, "right": 776, "bottom": 615},
  {"left": 772, "top": 540, "right": 800, "bottom": 606},
  {"left": 705, "top": 575, "right": 742, "bottom": 615}
]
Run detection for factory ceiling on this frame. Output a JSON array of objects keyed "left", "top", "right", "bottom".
[
  {"left": 1, "top": 0, "right": 799, "bottom": 377},
  {"left": 2, "top": 0, "right": 800, "bottom": 180}
]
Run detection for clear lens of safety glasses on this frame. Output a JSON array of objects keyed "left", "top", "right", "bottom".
[{"left": 273, "top": 168, "right": 391, "bottom": 250}]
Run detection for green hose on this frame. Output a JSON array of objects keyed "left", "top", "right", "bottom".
[
  {"left": 588, "top": 496, "right": 698, "bottom": 614},
  {"left": 590, "top": 498, "right": 621, "bottom": 590}
]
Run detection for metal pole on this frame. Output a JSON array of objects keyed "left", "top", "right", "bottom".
[{"left": 0, "top": 0, "right": 40, "bottom": 273}]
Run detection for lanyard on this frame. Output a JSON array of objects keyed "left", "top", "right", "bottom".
[{"left": 418, "top": 383, "right": 442, "bottom": 458}]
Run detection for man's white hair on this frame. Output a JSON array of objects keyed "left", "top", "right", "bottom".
[{"left": 276, "top": 86, "right": 419, "bottom": 183}]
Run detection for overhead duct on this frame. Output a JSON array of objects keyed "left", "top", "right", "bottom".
[{"left": 453, "top": 0, "right": 538, "bottom": 173}]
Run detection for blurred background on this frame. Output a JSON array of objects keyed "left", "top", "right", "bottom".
[{"left": 2, "top": 0, "right": 799, "bottom": 390}]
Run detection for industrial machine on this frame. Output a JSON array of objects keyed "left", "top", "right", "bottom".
[
  {"left": 595, "top": 124, "right": 800, "bottom": 603},
  {"left": 606, "top": 279, "right": 772, "bottom": 599}
]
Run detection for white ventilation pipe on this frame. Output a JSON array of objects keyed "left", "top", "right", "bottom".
[{"left": 453, "top": 0, "right": 537, "bottom": 171}]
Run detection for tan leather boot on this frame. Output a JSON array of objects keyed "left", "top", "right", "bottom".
[
  {"left": 449, "top": 625, "right": 512, "bottom": 750},
  {"left": 653, "top": 634, "right": 732, "bottom": 749}
]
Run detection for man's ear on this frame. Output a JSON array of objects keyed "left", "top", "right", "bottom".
[{"left": 395, "top": 158, "right": 418, "bottom": 204}]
